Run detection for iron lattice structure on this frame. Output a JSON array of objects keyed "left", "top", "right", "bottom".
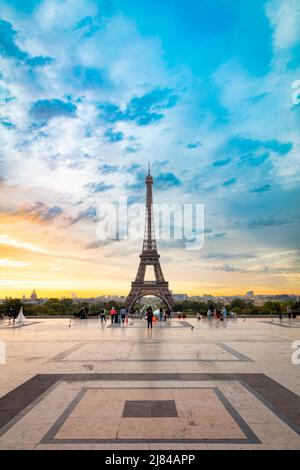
[{"left": 125, "top": 164, "right": 175, "bottom": 312}]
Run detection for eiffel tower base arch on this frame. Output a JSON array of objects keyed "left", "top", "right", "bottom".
[{"left": 125, "top": 281, "right": 175, "bottom": 313}]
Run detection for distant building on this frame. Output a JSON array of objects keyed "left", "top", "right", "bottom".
[
  {"left": 173, "top": 294, "right": 188, "bottom": 301},
  {"left": 30, "top": 289, "right": 37, "bottom": 302},
  {"left": 246, "top": 291, "right": 254, "bottom": 297},
  {"left": 202, "top": 295, "right": 214, "bottom": 300}
]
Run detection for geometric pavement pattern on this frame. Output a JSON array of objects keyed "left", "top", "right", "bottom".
[{"left": 0, "top": 317, "right": 300, "bottom": 449}]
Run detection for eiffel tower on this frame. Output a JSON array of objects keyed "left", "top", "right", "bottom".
[{"left": 125, "top": 164, "right": 175, "bottom": 312}]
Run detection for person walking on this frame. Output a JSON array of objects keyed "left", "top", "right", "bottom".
[
  {"left": 146, "top": 307, "right": 154, "bottom": 329},
  {"left": 166, "top": 308, "right": 171, "bottom": 321},
  {"left": 207, "top": 307, "right": 212, "bottom": 320},
  {"left": 120, "top": 307, "right": 127, "bottom": 324},
  {"left": 287, "top": 306, "right": 292, "bottom": 320},
  {"left": 110, "top": 306, "right": 116, "bottom": 323}
]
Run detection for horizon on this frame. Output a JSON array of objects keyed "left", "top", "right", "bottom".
[{"left": 2, "top": 288, "right": 299, "bottom": 300}]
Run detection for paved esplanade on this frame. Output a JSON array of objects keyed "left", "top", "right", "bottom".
[{"left": 0, "top": 317, "right": 300, "bottom": 449}]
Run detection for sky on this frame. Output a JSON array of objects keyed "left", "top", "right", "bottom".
[{"left": 0, "top": 0, "right": 300, "bottom": 298}]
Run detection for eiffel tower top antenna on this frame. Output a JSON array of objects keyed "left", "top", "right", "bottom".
[{"left": 148, "top": 161, "right": 151, "bottom": 176}]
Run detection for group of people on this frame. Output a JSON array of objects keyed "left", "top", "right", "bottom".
[
  {"left": 78, "top": 306, "right": 89, "bottom": 319},
  {"left": 102, "top": 306, "right": 172, "bottom": 328},
  {"left": 145, "top": 307, "right": 172, "bottom": 329},
  {"left": 8, "top": 306, "right": 18, "bottom": 323},
  {"left": 206, "top": 306, "right": 232, "bottom": 321},
  {"left": 160, "top": 307, "right": 172, "bottom": 322},
  {"left": 3, "top": 306, "right": 19, "bottom": 323},
  {"left": 79, "top": 305, "right": 237, "bottom": 326},
  {"left": 3, "top": 306, "right": 25, "bottom": 325},
  {"left": 75, "top": 305, "right": 173, "bottom": 327},
  {"left": 106, "top": 306, "right": 129, "bottom": 324},
  {"left": 286, "top": 306, "right": 297, "bottom": 320}
]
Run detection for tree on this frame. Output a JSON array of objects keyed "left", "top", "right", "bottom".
[
  {"left": 262, "top": 301, "right": 283, "bottom": 314},
  {"left": 231, "top": 306, "right": 242, "bottom": 315},
  {"left": 105, "top": 301, "right": 122, "bottom": 311},
  {"left": 4, "top": 298, "right": 22, "bottom": 316},
  {"left": 230, "top": 298, "right": 248, "bottom": 310}
]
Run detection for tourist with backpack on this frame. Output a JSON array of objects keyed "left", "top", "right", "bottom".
[{"left": 146, "top": 307, "right": 154, "bottom": 329}]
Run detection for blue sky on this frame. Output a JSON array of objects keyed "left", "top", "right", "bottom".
[{"left": 0, "top": 0, "right": 300, "bottom": 296}]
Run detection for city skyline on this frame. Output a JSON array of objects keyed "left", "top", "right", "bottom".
[
  {"left": 2, "top": 288, "right": 298, "bottom": 304},
  {"left": 1, "top": 0, "right": 300, "bottom": 298}
]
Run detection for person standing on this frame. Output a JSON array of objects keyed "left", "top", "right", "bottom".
[
  {"left": 110, "top": 306, "right": 116, "bottom": 323},
  {"left": 275, "top": 304, "right": 282, "bottom": 320},
  {"left": 222, "top": 306, "right": 227, "bottom": 320},
  {"left": 8, "top": 306, "right": 14, "bottom": 323},
  {"left": 120, "top": 307, "right": 127, "bottom": 324},
  {"left": 146, "top": 307, "right": 154, "bottom": 329},
  {"left": 100, "top": 308, "right": 106, "bottom": 323},
  {"left": 84, "top": 306, "right": 89, "bottom": 319},
  {"left": 166, "top": 308, "right": 171, "bottom": 321},
  {"left": 79, "top": 306, "right": 85, "bottom": 320}
]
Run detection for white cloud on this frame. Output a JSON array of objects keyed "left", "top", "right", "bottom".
[
  {"left": 0, "top": 235, "right": 47, "bottom": 254},
  {"left": 266, "top": 0, "right": 300, "bottom": 51},
  {"left": 34, "top": 0, "right": 98, "bottom": 31},
  {"left": 0, "top": 258, "right": 30, "bottom": 267}
]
